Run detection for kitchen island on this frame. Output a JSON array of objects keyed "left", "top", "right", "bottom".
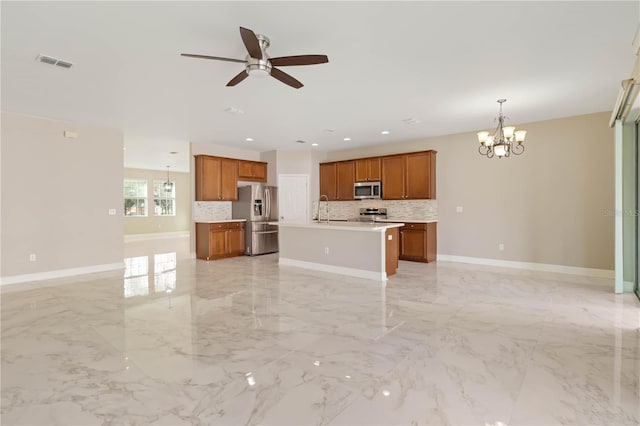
[{"left": 269, "top": 221, "right": 404, "bottom": 282}]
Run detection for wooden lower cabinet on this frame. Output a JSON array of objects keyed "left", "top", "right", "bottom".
[
  {"left": 399, "top": 222, "right": 437, "bottom": 263},
  {"left": 196, "top": 222, "right": 245, "bottom": 260}
]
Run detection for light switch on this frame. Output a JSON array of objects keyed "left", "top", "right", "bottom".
[
  {"left": 456, "top": 206, "right": 463, "bottom": 213},
  {"left": 388, "top": 235, "right": 393, "bottom": 240},
  {"left": 108, "top": 208, "right": 116, "bottom": 216}
]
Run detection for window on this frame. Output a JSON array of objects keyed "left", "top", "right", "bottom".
[
  {"left": 124, "top": 179, "right": 147, "bottom": 216},
  {"left": 153, "top": 180, "right": 175, "bottom": 216}
]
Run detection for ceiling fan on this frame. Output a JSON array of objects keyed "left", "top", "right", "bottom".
[{"left": 181, "top": 27, "right": 329, "bottom": 89}]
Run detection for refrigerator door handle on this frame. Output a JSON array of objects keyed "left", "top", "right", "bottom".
[{"left": 265, "top": 187, "right": 270, "bottom": 220}]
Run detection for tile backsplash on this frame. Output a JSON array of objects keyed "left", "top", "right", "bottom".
[
  {"left": 312, "top": 199, "right": 438, "bottom": 221},
  {"left": 194, "top": 201, "right": 232, "bottom": 221}
]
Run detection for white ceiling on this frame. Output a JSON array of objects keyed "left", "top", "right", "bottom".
[{"left": 2, "top": 1, "right": 638, "bottom": 172}]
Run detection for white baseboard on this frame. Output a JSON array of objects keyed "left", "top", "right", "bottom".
[
  {"left": 278, "top": 257, "right": 387, "bottom": 283},
  {"left": 1, "top": 262, "right": 125, "bottom": 286},
  {"left": 437, "top": 254, "right": 614, "bottom": 279},
  {"left": 124, "top": 231, "right": 190, "bottom": 242}
]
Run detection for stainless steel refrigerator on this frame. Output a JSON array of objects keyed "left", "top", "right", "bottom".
[{"left": 232, "top": 184, "right": 278, "bottom": 256}]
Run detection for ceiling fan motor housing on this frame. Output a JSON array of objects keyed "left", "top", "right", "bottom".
[{"left": 246, "top": 34, "right": 272, "bottom": 76}]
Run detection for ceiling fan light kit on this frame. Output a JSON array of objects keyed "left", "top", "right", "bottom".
[{"left": 181, "top": 26, "right": 328, "bottom": 89}]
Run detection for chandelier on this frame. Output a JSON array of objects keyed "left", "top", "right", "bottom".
[
  {"left": 477, "top": 99, "right": 527, "bottom": 158},
  {"left": 163, "top": 166, "right": 173, "bottom": 192}
]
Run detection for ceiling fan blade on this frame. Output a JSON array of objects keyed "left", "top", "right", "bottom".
[
  {"left": 181, "top": 53, "right": 246, "bottom": 64},
  {"left": 226, "top": 70, "right": 249, "bottom": 86},
  {"left": 239, "top": 27, "right": 263, "bottom": 60},
  {"left": 270, "top": 55, "right": 329, "bottom": 67},
  {"left": 270, "top": 67, "right": 303, "bottom": 89}
]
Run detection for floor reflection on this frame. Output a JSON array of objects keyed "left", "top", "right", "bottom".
[{"left": 123, "top": 252, "right": 177, "bottom": 298}]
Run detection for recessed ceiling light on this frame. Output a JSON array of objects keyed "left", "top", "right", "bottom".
[
  {"left": 245, "top": 138, "right": 254, "bottom": 142},
  {"left": 311, "top": 143, "right": 318, "bottom": 147},
  {"left": 343, "top": 137, "right": 351, "bottom": 141},
  {"left": 381, "top": 130, "right": 390, "bottom": 135}
]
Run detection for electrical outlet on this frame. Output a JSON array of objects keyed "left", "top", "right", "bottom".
[
  {"left": 456, "top": 206, "right": 463, "bottom": 213},
  {"left": 108, "top": 208, "right": 116, "bottom": 216},
  {"left": 498, "top": 243, "right": 504, "bottom": 251},
  {"left": 29, "top": 254, "right": 37, "bottom": 262}
]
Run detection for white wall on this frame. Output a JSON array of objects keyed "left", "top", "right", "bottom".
[{"left": 1, "top": 112, "right": 124, "bottom": 281}]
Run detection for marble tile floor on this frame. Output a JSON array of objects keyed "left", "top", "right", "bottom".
[{"left": 1, "top": 236, "right": 639, "bottom": 425}]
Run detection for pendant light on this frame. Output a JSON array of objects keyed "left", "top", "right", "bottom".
[{"left": 163, "top": 166, "right": 173, "bottom": 192}]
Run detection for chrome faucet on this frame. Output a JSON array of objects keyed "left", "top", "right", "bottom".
[{"left": 317, "top": 195, "right": 330, "bottom": 223}]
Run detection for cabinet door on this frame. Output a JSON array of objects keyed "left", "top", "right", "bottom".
[
  {"left": 319, "top": 163, "right": 337, "bottom": 200},
  {"left": 237, "top": 161, "right": 253, "bottom": 179},
  {"left": 367, "top": 158, "right": 381, "bottom": 181},
  {"left": 209, "top": 229, "right": 227, "bottom": 259},
  {"left": 355, "top": 158, "right": 381, "bottom": 182},
  {"left": 336, "top": 161, "right": 355, "bottom": 200},
  {"left": 405, "top": 152, "right": 431, "bottom": 199},
  {"left": 220, "top": 158, "right": 238, "bottom": 201},
  {"left": 355, "top": 159, "right": 368, "bottom": 182},
  {"left": 238, "top": 160, "right": 267, "bottom": 182},
  {"left": 227, "top": 228, "right": 245, "bottom": 255},
  {"left": 195, "top": 156, "right": 221, "bottom": 201},
  {"left": 252, "top": 162, "right": 267, "bottom": 181},
  {"left": 400, "top": 229, "right": 426, "bottom": 260},
  {"left": 381, "top": 155, "right": 405, "bottom": 199}
]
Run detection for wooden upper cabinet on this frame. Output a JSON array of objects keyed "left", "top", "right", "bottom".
[
  {"left": 238, "top": 160, "right": 267, "bottom": 182},
  {"left": 336, "top": 161, "right": 355, "bottom": 200},
  {"left": 355, "top": 158, "right": 381, "bottom": 182},
  {"left": 381, "top": 150, "right": 436, "bottom": 200},
  {"left": 220, "top": 158, "right": 238, "bottom": 201},
  {"left": 195, "top": 156, "right": 222, "bottom": 201},
  {"left": 405, "top": 152, "right": 431, "bottom": 199},
  {"left": 320, "top": 161, "right": 355, "bottom": 201},
  {"left": 321, "top": 150, "right": 436, "bottom": 201},
  {"left": 319, "top": 162, "right": 337, "bottom": 200},
  {"left": 381, "top": 155, "right": 405, "bottom": 199},
  {"left": 195, "top": 155, "right": 238, "bottom": 201}
]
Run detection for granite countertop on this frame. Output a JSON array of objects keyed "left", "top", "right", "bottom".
[
  {"left": 268, "top": 221, "right": 404, "bottom": 232},
  {"left": 195, "top": 219, "right": 247, "bottom": 223}
]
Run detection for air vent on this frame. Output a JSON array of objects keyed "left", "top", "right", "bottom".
[
  {"left": 296, "top": 140, "right": 306, "bottom": 144},
  {"left": 36, "top": 54, "right": 74, "bottom": 69}
]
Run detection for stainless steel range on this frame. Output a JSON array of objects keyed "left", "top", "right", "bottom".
[{"left": 357, "top": 207, "right": 387, "bottom": 222}]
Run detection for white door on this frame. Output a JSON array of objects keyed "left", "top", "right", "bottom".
[{"left": 278, "top": 175, "right": 308, "bottom": 223}]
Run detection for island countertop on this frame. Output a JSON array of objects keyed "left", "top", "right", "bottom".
[
  {"left": 268, "top": 221, "right": 403, "bottom": 232},
  {"left": 375, "top": 218, "right": 438, "bottom": 224}
]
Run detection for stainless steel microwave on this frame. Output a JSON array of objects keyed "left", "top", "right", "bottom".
[{"left": 354, "top": 181, "right": 381, "bottom": 199}]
